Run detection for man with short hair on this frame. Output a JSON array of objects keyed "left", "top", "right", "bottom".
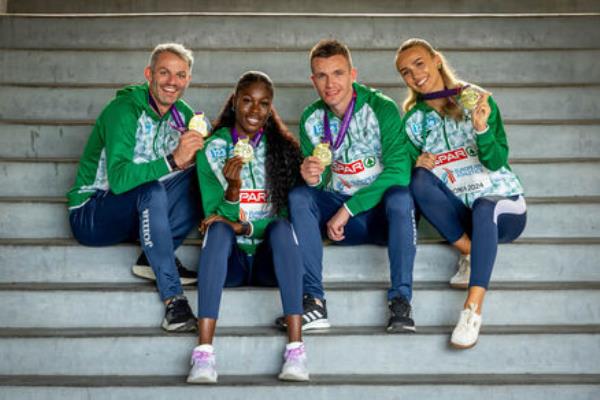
[
  {"left": 67, "top": 43, "right": 208, "bottom": 332},
  {"left": 284, "top": 39, "right": 417, "bottom": 332}
]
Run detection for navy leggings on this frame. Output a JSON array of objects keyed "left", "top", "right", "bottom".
[
  {"left": 410, "top": 167, "right": 527, "bottom": 288},
  {"left": 197, "top": 219, "right": 303, "bottom": 319}
]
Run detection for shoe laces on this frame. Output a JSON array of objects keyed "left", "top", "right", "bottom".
[
  {"left": 284, "top": 345, "right": 306, "bottom": 363},
  {"left": 303, "top": 296, "right": 324, "bottom": 313},
  {"left": 390, "top": 297, "right": 411, "bottom": 317},
  {"left": 459, "top": 303, "right": 480, "bottom": 329},
  {"left": 191, "top": 350, "right": 214, "bottom": 366},
  {"left": 458, "top": 254, "right": 470, "bottom": 274}
]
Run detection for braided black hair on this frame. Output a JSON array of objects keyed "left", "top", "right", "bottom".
[{"left": 212, "top": 71, "right": 302, "bottom": 216}]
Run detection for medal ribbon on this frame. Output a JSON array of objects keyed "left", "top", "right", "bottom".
[
  {"left": 231, "top": 126, "right": 264, "bottom": 148},
  {"left": 323, "top": 91, "right": 357, "bottom": 151},
  {"left": 148, "top": 89, "right": 187, "bottom": 133},
  {"left": 419, "top": 85, "right": 470, "bottom": 101}
]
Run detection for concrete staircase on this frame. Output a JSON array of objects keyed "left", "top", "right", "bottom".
[{"left": 1, "top": 5, "right": 599, "bottom": 399}]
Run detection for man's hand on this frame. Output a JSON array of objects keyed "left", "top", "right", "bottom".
[
  {"left": 327, "top": 206, "right": 351, "bottom": 241},
  {"left": 223, "top": 156, "right": 244, "bottom": 202},
  {"left": 472, "top": 93, "right": 491, "bottom": 132},
  {"left": 301, "top": 156, "right": 325, "bottom": 186},
  {"left": 199, "top": 214, "right": 243, "bottom": 235},
  {"left": 172, "top": 130, "right": 205, "bottom": 169},
  {"left": 415, "top": 152, "right": 436, "bottom": 170}
]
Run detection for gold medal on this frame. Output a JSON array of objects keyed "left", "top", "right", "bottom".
[
  {"left": 313, "top": 142, "right": 332, "bottom": 166},
  {"left": 188, "top": 113, "right": 209, "bottom": 137},
  {"left": 459, "top": 87, "right": 481, "bottom": 111},
  {"left": 233, "top": 138, "right": 254, "bottom": 163}
]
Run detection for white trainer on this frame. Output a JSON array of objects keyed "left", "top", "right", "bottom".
[
  {"left": 450, "top": 303, "right": 482, "bottom": 349},
  {"left": 278, "top": 342, "right": 309, "bottom": 381},
  {"left": 450, "top": 254, "right": 471, "bottom": 289},
  {"left": 186, "top": 344, "right": 218, "bottom": 384}
]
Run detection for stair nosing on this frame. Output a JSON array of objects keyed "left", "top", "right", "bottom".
[
  {"left": 4, "top": 12, "right": 600, "bottom": 18},
  {"left": 0, "top": 373, "right": 598, "bottom": 387},
  {"left": 1, "top": 325, "right": 598, "bottom": 338},
  {"left": 2, "top": 281, "right": 599, "bottom": 292}
]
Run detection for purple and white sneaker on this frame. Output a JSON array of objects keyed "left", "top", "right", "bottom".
[
  {"left": 278, "top": 342, "right": 309, "bottom": 381},
  {"left": 186, "top": 344, "right": 217, "bottom": 384}
]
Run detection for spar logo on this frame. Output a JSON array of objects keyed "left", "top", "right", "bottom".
[
  {"left": 332, "top": 159, "right": 365, "bottom": 175},
  {"left": 240, "top": 190, "right": 267, "bottom": 204},
  {"left": 435, "top": 148, "right": 468, "bottom": 167}
]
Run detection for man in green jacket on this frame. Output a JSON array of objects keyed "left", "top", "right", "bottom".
[
  {"left": 67, "top": 43, "right": 208, "bottom": 331},
  {"left": 287, "top": 39, "right": 417, "bottom": 333}
]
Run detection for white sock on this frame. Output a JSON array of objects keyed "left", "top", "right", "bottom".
[
  {"left": 286, "top": 341, "right": 304, "bottom": 350},
  {"left": 194, "top": 344, "right": 214, "bottom": 353}
]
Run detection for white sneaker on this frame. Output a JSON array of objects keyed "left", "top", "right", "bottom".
[
  {"left": 278, "top": 342, "right": 309, "bottom": 381},
  {"left": 186, "top": 344, "right": 217, "bottom": 384},
  {"left": 450, "top": 254, "right": 470, "bottom": 289},
  {"left": 450, "top": 303, "right": 482, "bottom": 349}
]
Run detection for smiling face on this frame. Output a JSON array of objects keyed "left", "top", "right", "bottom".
[
  {"left": 233, "top": 81, "right": 273, "bottom": 138},
  {"left": 396, "top": 45, "right": 444, "bottom": 94},
  {"left": 310, "top": 54, "right": 357, "bottom": 117},
  {"left": 144, "top": 51, "right": 191, "bottom": 115}
]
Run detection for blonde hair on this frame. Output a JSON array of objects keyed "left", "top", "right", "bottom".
[{"left": 395, "top": 38, "right": 464, "bottom": 119}]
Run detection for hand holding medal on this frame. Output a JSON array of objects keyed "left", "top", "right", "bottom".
[
  {"left": 233, "top": 138, "right": 254, "bottom": 163},
  {"left": 459, "top": 87, "right": 481, "bottom": 111},
  {"left": 231, "top": 127, "right": 263, "bottom": 164},
  {"left": 188, "top": 112, "right": 209, "bottom": 137},
  {"left": 471, "top": 92, "right": 491, "bottom": 132},
  {"left": 313, "top": 142, "right": 332, "bottom": 166}
]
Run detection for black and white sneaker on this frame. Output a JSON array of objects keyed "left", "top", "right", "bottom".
[
  {"left": 275, "top": 295, "right": 331, "bottom": 331},
  {"left": 162, "top": 295, "right": 197, "bottom": 332},
  {"left": 132, "top": 253, "right": 197, "bottom": 285},
  {"left": 386, "top": 296, "right": 416, "bottom": 333}
]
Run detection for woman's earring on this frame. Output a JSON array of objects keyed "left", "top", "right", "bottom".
[{"left": 437, "top": 64, "right": 442, "bottom": 70}]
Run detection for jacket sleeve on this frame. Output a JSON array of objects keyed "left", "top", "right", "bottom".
[
  {"left": 475, "top": 96, "right": 510, "bottom": 171},
  {"left": 196, "top": 143, "right": 240, "bottom": 222},
  {"left": 344, "top": 99, "right": 412, "bottom": 215},
  {"left": 103, "top": 100, "right": 170, "bottom": 194}
]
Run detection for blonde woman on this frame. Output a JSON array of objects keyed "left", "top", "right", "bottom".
[{"left": 395, "top": 38, "right": 526, "bottom": 348}]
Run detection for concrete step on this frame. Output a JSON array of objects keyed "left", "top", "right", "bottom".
[
  {"left": 2, "top": 122, "right": 598, "bottom": 160},
  {"left": 1, "top": 282, "right": 598, "bottom": 328},
  {"left": 2, "top": 85, "right": 599, "bottom": 123},
  {"left": 1, "top": 374, "right": 599, "bottom": 400},
  {"left": 3, "top": 159, "right": 595, "bottom": 198},
  {"left": 2, "top": 14, "right": 599, "bottom": 50},
  {"left": 2, "top": 240, "right": 598, "bottom": 284},
  {"left": 3, "top": 49, "right": 600, "bottom": 85},
  {"left": 0, "top": 197, "right": 596, "bottom": 239},
  {"left": 1, "top": 326, "right": 598, "bottom": 375},
  {"left": 8, "top": 0, "right": 600, "bottom": 13}
]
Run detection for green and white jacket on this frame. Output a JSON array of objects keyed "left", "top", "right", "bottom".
[
  {"left": 402, "top": 90, "right": 524, "bottom": 207},
  {"left": 197, "top": 127, "right": 276, "bottom": 255},
  {"left": 67, "top": 83, "right": 206, "bottom": 209},
  {"left": 299, "top": 82, "right": 412, "bottom": 216}
]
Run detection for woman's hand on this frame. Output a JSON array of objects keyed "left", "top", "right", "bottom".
[
  {"left": 223, "top": 156, "right": 244, "bottom": 201},
  {"left": 415, "top": 152, "right": 436, "bottom": 170},
  {"left": 199, "top": 214, "right": 244, "bottom": 235},
  {"left": 472, "top": 93, "right": 491, "bottom": 132}
]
